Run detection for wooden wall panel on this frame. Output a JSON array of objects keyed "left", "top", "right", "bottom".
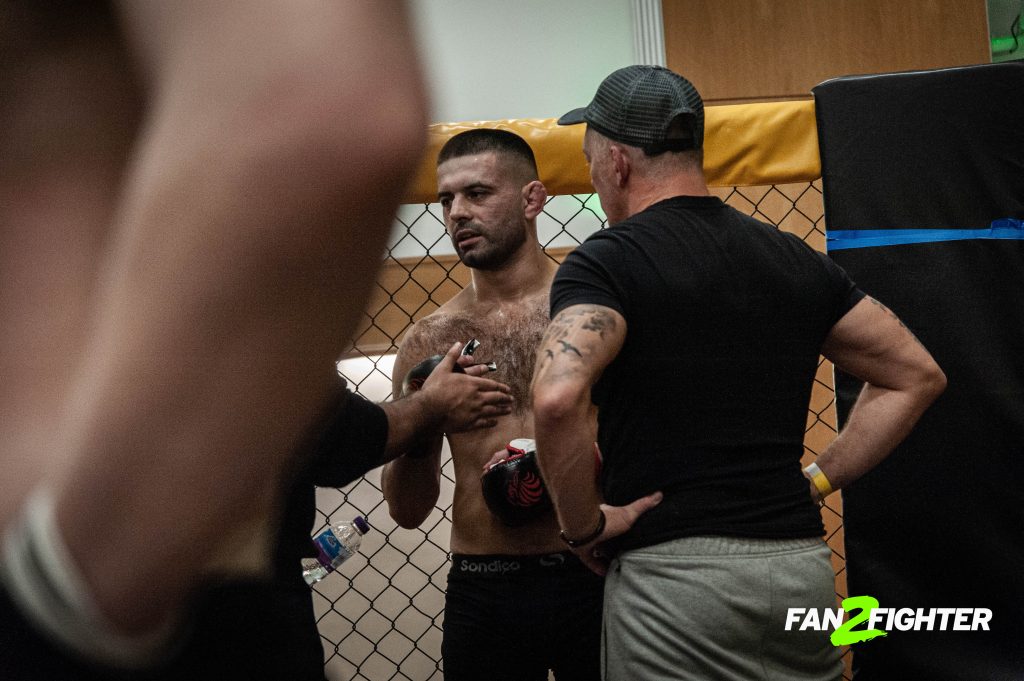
[{"left": 662, "top": 0, "right": 990, "bottom": 104}]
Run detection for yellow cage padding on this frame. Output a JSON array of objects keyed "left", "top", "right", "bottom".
[{"left": 404, "top": 100, "right": 820, "bottom": 203}]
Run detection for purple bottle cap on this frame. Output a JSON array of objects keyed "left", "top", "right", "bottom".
[{"left": 354, "top": 516, "right": 370, "bottom": 534}]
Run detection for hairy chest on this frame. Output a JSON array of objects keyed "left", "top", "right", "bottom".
[{"left": 415, "top": 298, "right": 550, "bottom": 409}]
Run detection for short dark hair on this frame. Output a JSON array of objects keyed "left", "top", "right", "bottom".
[{"left": 436, "top": 128, "right": 539, "bottom": 180}]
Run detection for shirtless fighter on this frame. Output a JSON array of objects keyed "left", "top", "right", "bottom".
[{"left": 382, "top": 129, "right": 602, "bottom": 681}]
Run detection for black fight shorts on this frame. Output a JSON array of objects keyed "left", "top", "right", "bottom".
[{"left": 442, "top": 552, "right": 603, "bottom": 681}]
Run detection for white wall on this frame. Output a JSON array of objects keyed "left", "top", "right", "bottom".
[
  {"left": 391, "top": 0, "right": 636, "bottom": 259},
  {"left": 410, "top": 0, "right": 635, "bottom": 123}
]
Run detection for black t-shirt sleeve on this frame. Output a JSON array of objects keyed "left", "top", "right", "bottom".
[
  {"left": 305, "top": 379, "right": 390, "bottom": 487},
  {"left": 550, "top": 234, "right": 629, "bottom": 319},
  {"left": 817, "top": 250, "right": 867, "bottom": 326}
]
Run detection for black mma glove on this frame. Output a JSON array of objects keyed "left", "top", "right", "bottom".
[
  {"left": 400, "top": 354, "right": 465, "bottom": 396},
  {"left": 481, "top": 438, "right": 553, "bottom": 527},
  {"left": 399, "top": 341, "right": 481, "bottom": 458},
  {"left": 400, "top": 339, "right": 479, "bottom": 396}
]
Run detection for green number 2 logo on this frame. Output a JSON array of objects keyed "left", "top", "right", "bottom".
[{"left": 831, "top": 595, "right": 888, "bottom": 646}]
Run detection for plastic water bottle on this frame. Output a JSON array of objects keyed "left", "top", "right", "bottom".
[{"left": 301, "top": 516, "right": 370, "bottom": 586}]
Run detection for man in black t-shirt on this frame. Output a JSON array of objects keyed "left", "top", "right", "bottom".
[{"left": 531, "top": 65, "right": 946, "bottom": 680}]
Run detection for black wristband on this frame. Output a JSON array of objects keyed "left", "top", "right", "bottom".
[{"left": 559, "top": 510, "right": 606, "bottom": 548}]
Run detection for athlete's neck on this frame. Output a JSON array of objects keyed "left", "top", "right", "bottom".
[{"left": 468, "top": 244, "right": 556, "bottom": 306}]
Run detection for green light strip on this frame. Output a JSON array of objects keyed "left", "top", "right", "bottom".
[{"left": 991, "top": 36, "right": 1019, "bottom": 54}]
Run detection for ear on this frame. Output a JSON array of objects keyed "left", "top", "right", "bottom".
[
  {"left": 522, "top": 180, "right": 548, "bottom": 220},
  {"left": 610, "top": 145, "right": 630, "bottom": 187}
]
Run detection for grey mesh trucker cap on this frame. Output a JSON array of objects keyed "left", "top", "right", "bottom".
[{"left": 558, "top": 65, "right": 704, "bottom": 152}]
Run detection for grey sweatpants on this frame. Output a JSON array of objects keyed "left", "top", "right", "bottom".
[{"left": 603, "top": 536, "right": 843, "bottom": 681}]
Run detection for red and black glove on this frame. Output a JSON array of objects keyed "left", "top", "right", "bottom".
[{"left": 481, "top": 438, "right": 552, "bottom": 527}]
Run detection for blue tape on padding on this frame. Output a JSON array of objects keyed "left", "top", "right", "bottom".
[{"left": 826, "top": 219, "right": 1024, "bottom": 251}]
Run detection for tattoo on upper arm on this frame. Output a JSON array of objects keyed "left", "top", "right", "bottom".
[
  {"left": 581, "top": 309, "right": 615, "bottom": 337},
  {"left": 535, "top": 305, "right": 620, "bottom": 384},
  {"left": 557, "top": 340, "right": 582, "bottom": 357},
  {"left": 867, "top": 297, "right": 925, "bottom": 347},
  {"left": 543, "top": 306, "right": 617, "bottom": 343}
]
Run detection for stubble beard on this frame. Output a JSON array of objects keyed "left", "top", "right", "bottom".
[{"left": 454, "top": 219, "right": 527, "bottom": 271}]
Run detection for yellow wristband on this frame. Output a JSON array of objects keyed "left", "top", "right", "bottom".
[{"left": 803, "top": 462, "right": 833, "bottom": 501}]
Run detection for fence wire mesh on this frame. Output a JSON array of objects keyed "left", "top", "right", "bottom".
[{"left": 315, "top": 181, "right": 852, "bottom": 680}]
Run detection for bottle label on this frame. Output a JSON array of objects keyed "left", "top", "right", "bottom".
[{"left": 313, "top": 528, "right": 354, "bottom": 569}]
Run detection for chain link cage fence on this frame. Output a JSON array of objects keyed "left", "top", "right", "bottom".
[{"left": 315, "top": 181, "right": 852, "bottom": 680}]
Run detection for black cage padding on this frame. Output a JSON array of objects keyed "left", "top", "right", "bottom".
[{"left": 814, "top": 62, "right": 1024, "bottom": 680}]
